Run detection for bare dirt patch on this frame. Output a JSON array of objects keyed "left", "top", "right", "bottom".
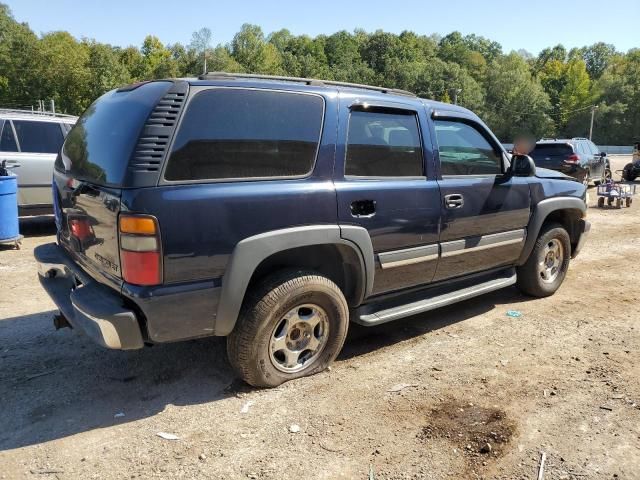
[{"left": 418, "top": 400, "right": 515, "bottom": 467}]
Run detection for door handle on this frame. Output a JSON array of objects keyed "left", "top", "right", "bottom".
[
  {"left": 351, "top": 199, "right": 376, "bottom": 218},
  {"left": 444, "top": 194, "right": 464, "bottom": 209}
]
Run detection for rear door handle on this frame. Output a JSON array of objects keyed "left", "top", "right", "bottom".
[
  {"left": 351, "top": 199, "right": 376, "bottom": 217},
  {"left": 444, "top": 194, "right": 464, "bottom": 209}
]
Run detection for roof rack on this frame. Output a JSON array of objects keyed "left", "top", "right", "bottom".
[
  {"left": 0, "top": 108, "right": 77, "bottom": 119},
  {"left": 572, "top": 137, "right": 589, "bottom": 141},
  {"left": 197, "top": 72, "right": 417, "bottom": 97}
]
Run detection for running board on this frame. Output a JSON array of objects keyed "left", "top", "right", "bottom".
[{"left": 355, "top": 271, "right": 517, "bottom": 326}]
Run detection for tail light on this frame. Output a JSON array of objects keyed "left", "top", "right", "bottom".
[
  {"left": 69, "top": 218, "right": 92, "bottom": 241},
  {"left": 564, "top": 154, "right": 580, "bottom": 164},
  {"left": 118, "top": 214, "right": 162, "bottom": 286}
]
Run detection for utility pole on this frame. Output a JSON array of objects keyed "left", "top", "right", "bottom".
[
  {"left": 589, "top": 105, "right": 598, "bottom": 141},
  {"left": 453, "top": 88, "right": 462, "bottom": 105},
  {"left": 50, "top": 99, "right": 55, "bottom": 114}
]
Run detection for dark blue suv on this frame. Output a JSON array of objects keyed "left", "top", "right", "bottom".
[{"left": 35, "top": 73, "right": 590, "bottom": 387}]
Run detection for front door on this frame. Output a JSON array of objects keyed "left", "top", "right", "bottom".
[
  {"left": 334, "top": 96, "right": 441, "bottom": 296},
  {"left": 432, "top": 116, "right": 531, "bottom": 281}
]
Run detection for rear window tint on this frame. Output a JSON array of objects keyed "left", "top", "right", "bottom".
[
  {"left": 13, "top": 120, "right": 64, "bottom": 154},
  {"left": 531, "top": 144, "right": 573, "bottom": 157},
  {"left": 345, "top": 110, "right": 424, "bottom": 177},
  {"left": 58, "top": 81, "right": 172, "bottom": 186},
  {"left": 165, "top": 89, "right": 324, "bottom": 181}
]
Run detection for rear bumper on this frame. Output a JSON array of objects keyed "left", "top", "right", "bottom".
[
  {"left": 572, "top": 219, "right": 590, "bottom": 258},
  {"left": 34, "top": 243, "right": 144, "bottom": 350}
]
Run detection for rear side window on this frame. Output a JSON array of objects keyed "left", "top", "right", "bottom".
[
  {"left": 13, "top": 120, "right": 64, "bottom": 154},
  {"left": 434, "top": 120, "right": 501, "bottom": 175},
  {"left": 345, "top": 110, "right": 423, "bottom": 177},
  {"left": 0, "top": 121, "right": 18, "bottom": 152},
  {"left": 531, "top": 144, "right": 573, "bottom": 158},
  {"left": 165, "top": 89, "right": 324, "bottom": 181}
]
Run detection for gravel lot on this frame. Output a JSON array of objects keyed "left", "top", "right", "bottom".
[{"left": 1, "top": 156, "right": 639, "bottom": 479}]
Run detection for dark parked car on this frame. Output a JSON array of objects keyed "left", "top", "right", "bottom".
[
  {"left": 35, "top": 73, "right": 590, "bottom": 387},
  {"left": 530, "top": 138, "right": 611, "bottom": 187}
]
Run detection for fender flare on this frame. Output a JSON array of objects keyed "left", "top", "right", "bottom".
[
  {"left": 517, "top": 196, "right": 586, "bottom": 265},
  {"left": 213, "top": 225, "right": 374, "bottom": 336}
]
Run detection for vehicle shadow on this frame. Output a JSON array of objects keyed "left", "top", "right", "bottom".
[
  {"left": 19, "top": 215, "right": 56, "bottom": 237},
  {"left": 340, "top": 286, "right": 527, "bottom": 360},
  {"left": 0, "top": 287, "right": 527, "bottom": 451}
]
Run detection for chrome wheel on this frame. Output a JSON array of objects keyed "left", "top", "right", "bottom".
[
  {"left": 269, "top": 304, "right": 329, "bottom": 373},
  {"left": 539, "top": 238, "right": 564, "bottom": 283},
  {"left": 582, "top": 172, "right": 589, "bottom": 187}
]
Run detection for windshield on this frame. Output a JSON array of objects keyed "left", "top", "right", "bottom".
[{"left": 56, "top": 81, "right": 172, "bottom": 186}]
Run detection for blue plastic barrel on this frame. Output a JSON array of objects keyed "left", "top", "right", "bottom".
[{"left": 0, "top": 175, "right": 20, "bottom": 241}]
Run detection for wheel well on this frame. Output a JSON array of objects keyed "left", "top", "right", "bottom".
[
  {"left": 542, "top": 209, "right": 583, "bottom": 252},
  {"left": 247, "top": 244, "right": 364, "bottom": 306}
]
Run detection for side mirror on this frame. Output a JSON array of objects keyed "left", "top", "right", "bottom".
[
  {"left": 511, "top": 154, "right": 536, "bottom": 177},
  {"left": 600, "top": 152, "right": 607, "bottom": 157}
]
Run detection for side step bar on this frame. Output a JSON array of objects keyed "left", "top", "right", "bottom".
[{"left": 355, "top": 271, "right": 517, "bottom": 326}]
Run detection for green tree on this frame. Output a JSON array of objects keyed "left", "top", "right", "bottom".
[
  {"left": 482, "top": 53, "right": 552, "bottom": 140},
  {"left": 558, "top": 59, "right": 593, "bottom": 132},
  {"left": 140, "top": 35, "right": 179, "bottom": 79},
  {"left": 189, "top": 27, "right": 212, "bottom": 74},
  {"left": 231, "top": 24, "right": 283, "bottom": 74}
]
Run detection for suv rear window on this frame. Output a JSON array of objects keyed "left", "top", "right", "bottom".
[
  {"left": 164, "top": 89, "right": 324, "bottom": 181},
  {"left": 13, "top": 120, "right": 64, "bottom": 154},
  {"left": 57, "top": 81, "right": 172, "bottom": 186},
  {"left": 531, "top": 144, "right": 573, "bottom": 157}
]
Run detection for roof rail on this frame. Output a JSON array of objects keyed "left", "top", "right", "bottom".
[
  {"left": 0, "top": 107, "right": 77, "bottom": 119},
  {"left": 197, "top": 72, "right": 417, "bottom": 97},
  {"left": 572, "top": 137, "right": 589, "bottom": 141}
]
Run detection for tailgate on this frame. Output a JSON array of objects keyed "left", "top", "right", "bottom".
[{"left": 54, "top": 169, "right": 122, "bottom": 285}]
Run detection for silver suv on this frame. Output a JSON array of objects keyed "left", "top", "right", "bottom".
[{"left": 0, "top": 109, "right": 77, "bottom": 215}]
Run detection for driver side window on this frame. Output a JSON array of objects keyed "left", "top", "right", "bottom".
[{"left": 434, "top": 120, "right": 502, "bottom": 176}]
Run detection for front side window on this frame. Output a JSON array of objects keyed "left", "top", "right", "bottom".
[
  {"left": 0, "top": 121, "right": 18, "bottom": 152},
  {"left": 165, "top": 89, "right": 324, "bottom": 181},
  {"left": 434, "top": 120, "right": 502, "bottom": 176},
  {"left": 13, "top": 120, "right": 64, "bottom": 154},
  {"left": 345, "top": 110, "right": 423, "bottom": 177}
]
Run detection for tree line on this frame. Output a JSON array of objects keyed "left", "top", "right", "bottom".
[{"left": 1, "top": 4, "right": 638, "bottom": 144}]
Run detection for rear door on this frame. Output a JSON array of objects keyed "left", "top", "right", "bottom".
[
  {"left": 586, "top": 140, "right": 604, "bottom": 178},
  {"left": 334, "top": 95, "right": 441, "bottom": 296},
  {"left": 432, "top": 115, "right": 530, "bottom": 281},
  {"left": 11, "top": 119, "right": 65, "bottom": 207}
]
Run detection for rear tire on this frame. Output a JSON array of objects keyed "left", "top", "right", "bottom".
[
  {"left": 516, "top": 223, "right": 571, "bottom": 298},
  {"left": 227, "top": 270, "right": 349, "bottom": 388}
]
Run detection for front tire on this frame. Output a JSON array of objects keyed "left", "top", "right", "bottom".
[
  {"left": 516, "top": 223, "right": 571, "bottom": 298},
  {"left": 227, "top": 270, "right": 349, "bottom": 388}
]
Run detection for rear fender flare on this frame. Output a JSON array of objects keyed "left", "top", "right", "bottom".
[
  {"left": 518, "top": 197, "right": 586, "bottom": 265},
  {"left": 214, "top": 225, "right": 374, "bottom": 336}
]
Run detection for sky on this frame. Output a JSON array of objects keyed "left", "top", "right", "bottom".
[{"left": 6, "top": 0, "right": 640, "bottom": 55}]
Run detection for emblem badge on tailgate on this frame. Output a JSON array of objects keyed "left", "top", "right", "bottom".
[{"left": 94, "top": 252, "right": 119, "bottom": 273}]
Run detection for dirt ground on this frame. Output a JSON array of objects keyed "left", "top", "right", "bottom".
[{"left": 1, "top": 155, "right": 639, "bottom": 480}]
